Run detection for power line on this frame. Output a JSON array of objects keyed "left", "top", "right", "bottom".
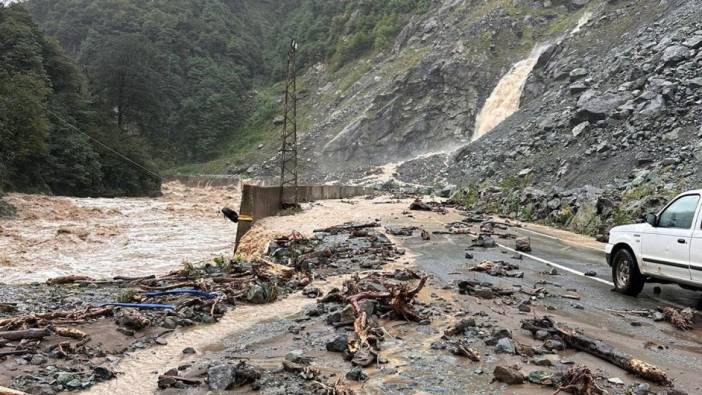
[{"left": 47, "top": 110, "right": 163, "bottom": 180}]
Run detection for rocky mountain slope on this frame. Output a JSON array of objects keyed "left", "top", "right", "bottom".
[{"left": 393, "top": 0, "right": 702, "bottom": 236}]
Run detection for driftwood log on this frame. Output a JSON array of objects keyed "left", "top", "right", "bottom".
[
  {"left": 0, "top": 385, "right": 29, "bottom": 395},
  {"left": 522, "top": 317, "right": 670, "bottom": 385},
  {"left": 313, "top": 222, "right": 380, "bottom": 234},
  {"left": 253, "top": 258, "right": 295, "bottom": 281},
  {"left": 46, "top": 275, "right": 93, "bottom": 285},
  {"left": 0, "top": 328, "right": 51, "bottom": 341}
]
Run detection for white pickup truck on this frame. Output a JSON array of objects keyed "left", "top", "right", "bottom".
[{"left": 605, "top": 190, "right": 702, "bottom": 296}]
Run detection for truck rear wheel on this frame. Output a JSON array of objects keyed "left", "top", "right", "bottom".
[{"left": 612, "top": 248, "right": 645, "bottom": 296}]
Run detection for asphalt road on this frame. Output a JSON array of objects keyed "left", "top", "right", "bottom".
[
  {"left": 508, "top": 227, "right": 702, "bottom": 309},
  {"left": 396, "top": 218, "right": 702, "bottom": 392}
]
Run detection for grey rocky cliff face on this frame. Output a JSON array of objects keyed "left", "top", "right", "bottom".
[
  {"left": 383, "top": 0, "right": 701, "bottom": 235},
  {"left": 253, "top": 0, "right": 590, "bottom": 177},
  {"left": 439, "top": 0, "right": 702, "bottom": 192}
]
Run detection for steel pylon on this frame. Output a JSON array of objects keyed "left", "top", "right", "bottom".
[{"left": 279, "top": 39, "right": 299, "bottom": 206}]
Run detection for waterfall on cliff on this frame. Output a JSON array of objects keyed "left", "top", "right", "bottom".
[{"left": 472, "top": 45, "right": 548, "bottom": 141}]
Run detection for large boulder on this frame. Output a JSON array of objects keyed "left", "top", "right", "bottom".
[
  {"left": 638, "top": 94, "right": 666, "bottom": 117},
  {"left": 574, "top": 91, "right": 632, "bottom": 122},
  {"left": 569, "top": 200, "right": 603, "bottom": 235},
  {"left": 208, "top": 364, "right": 236, "bottom": 390},
  {"left": 0, "top": 197, "right": 15, "bottom": 219},
  {"left": 661, "top": 45, "right": 691, "bottom": 64}
]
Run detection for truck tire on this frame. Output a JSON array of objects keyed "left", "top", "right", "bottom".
[{"left": 612, "top": 248, "right": 645, "bottom": 296}]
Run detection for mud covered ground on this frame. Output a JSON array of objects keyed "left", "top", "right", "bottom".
[
  {"left": 143, "top": 200, "right": 700, "bottom": 395},
  {"left": 1, "top": 195, "right": 700, "bottom": 395}
]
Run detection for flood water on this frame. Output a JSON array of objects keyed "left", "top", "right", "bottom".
[{"left": 0, "top": 182, "right": 240, "bottom": 284}]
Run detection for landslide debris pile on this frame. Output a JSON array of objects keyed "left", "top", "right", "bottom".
[{"left": 155, "top": 224, "right": 426, "bottom": 393}]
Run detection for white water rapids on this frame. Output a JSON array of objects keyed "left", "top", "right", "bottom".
[{"left": 0, "top": 182, "right": 240, "bottom": 283}]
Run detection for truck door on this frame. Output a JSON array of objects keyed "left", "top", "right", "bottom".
[
  {"left": 689, "top": 198, "right": 702, "bottom": 283},
  {"left": 641, "top": 194, "right": 697, "bottom": 281}
]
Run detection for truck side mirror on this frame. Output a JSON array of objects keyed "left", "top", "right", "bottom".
[{"left": 645, "top": 213, "right": 658, "bottom": 227}]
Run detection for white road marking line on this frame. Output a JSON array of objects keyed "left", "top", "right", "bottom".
[
  {"left": 496, "top": 243, "right": 615, "bottom": 286},
  {"left": 515, "top": 227, "right": 605, "bottom": 253},
  {"left": 433, "top": 216, "right": 696, "bottom": 309},
  {"left": 497, "top": 241, "right": 692, "bottom": 309}
]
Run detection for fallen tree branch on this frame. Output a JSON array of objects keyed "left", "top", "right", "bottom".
[
  {"left": 139, "top": 282, "right": 196, "bottom": 291},
  {"left": 522, "top": 317, "right": 670, "bottom": 385},
  {"left": 660, "top": 307, "right": 694, "bottom": 331},
  {"left": 553, "top": 366, "right": 605, "bottom": 395},
  {"left": 0, "top": 307, "right": 113, "bottom": 331}
]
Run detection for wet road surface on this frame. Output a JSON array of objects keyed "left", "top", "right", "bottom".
[{"left": 399, "top": 219, "right": 702, "bottom": 393}]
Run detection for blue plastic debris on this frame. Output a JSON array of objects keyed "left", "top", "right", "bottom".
[{"left": 102, "top": 303, "right": 175, "bottom": 310}]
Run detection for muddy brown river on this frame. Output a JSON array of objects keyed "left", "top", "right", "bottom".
[{"left": 0, "top": 182, "right": 240, "bottom": 283}]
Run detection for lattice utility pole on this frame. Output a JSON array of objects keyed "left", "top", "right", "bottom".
[{"left": 279, "top": 39, "right": 299, "bottom": 206}]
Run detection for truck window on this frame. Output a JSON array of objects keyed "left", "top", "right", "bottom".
[{"left": 658, "top": 194, "right": 700, "bottom": 229}]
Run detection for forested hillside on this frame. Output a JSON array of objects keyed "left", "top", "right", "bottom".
[
  {"left": 0, "top": 3, "right": 160, "bottom": 199},
  {"left": 24, "top": 0, "right": 429, "bottom": 165}
]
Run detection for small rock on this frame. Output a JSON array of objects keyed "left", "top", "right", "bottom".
[
  {"left": 661, "top": 45, "right": 691, "bottom": 64},
  {"left": 326, "top": 334, "right": 348, "bottom": 353},
  {"left": 491, "top": 327, "right": 512, "bottom": 339},
  {"left": 534, "top": 330, "right": 549, "bottom": 340},
  {"left": 515, "top": 237, "right": 531, "bottom": 252},
  {"left": 56, "top": 372, "right": 78, "bottom": 386},
  {"left": 285, "top": 350, "right": 311, "bottom": 365},
  {"left": 182, "top": 347, "right": 196, "bottom": 355},
  {"left": 493, "top": 365, "right": 525, "bottom": 384},
  {"left": 495, "top": 338, "right": 516, "bottom": 354},
  {"left": 30, "top": 354, "right": 48, "bottom": 365},
  {"left": 608, "top": 377, "right": 624, "bottom": 385},
  {"left": 572, "top": 121, "right": 590, "bottom": 137},
  {"left": 474, "top": 287, "right": 494, "bottom": 299},
  {"left": 532, "top": 355, "right": 557, "bottom": 367},
  {"left": 543, "top": 339, "right": 564, "bottom": 351},
  {"left": 346, "top": 366, "right": 367, "bottom": 382},
  {"left": 528, "top": 370, "right": 552, "bottom": 384}
]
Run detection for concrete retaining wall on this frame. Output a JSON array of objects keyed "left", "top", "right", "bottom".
[{"left": 234, "top": 184, "right": 373, "bottom": 249}]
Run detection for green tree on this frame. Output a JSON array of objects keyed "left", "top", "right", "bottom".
[
  {"left": 0, "top": 3, "right": 161, "bottom": 197},
  {"left": 84, "top": 33, "right": 164, "bottom": 131}
]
